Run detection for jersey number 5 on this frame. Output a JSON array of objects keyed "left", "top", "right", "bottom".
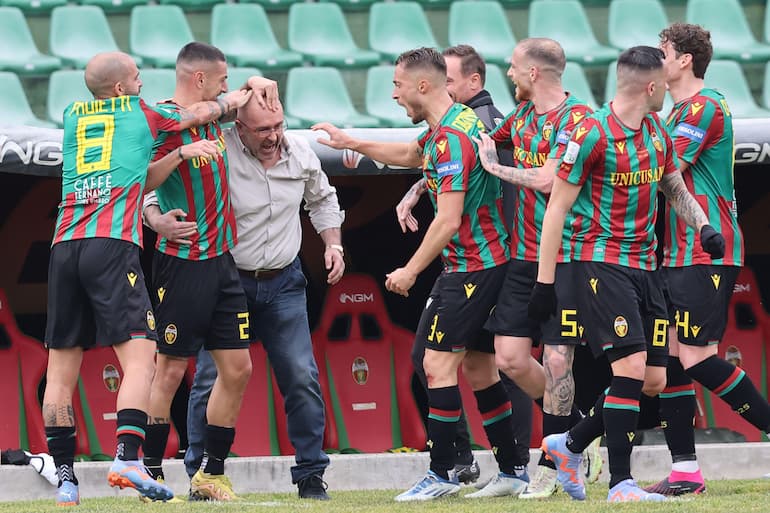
[{"left": 76, "top": 114, "right": 115, "bottom": 174}]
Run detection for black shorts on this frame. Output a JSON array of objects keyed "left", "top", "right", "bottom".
[
  {"left": 416, "top": 265, "right": 506, "bottom": 354},
  {"left": 662, "top": 265, "right": 740, "bottom": 347},
  {"left": 484, "top": 259, "right": 541, "bottom": 341},
  {"left": 541, "top": 263, "right": 583, "bottom": 346},
  {"left": 45, "top": 238, "right": 158, "bottom": 349},
  {"left": 573, "top": 261, "right": 668, "bottom": 367},
  {"left": 151, "top": 251, "right": 250, "bottom": 357}
]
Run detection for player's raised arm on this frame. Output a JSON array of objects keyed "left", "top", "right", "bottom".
[{"left": 312, "top": 122, "right": 423, "bottom": 169}]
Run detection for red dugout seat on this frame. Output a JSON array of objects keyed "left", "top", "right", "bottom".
[
  {"left": 695, "top": 266, "right": 768, "bottom": 441},
  {"left": 312, "top": 273, "right": 425, "bottom": 452}
]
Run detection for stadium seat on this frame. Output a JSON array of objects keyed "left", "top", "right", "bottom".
[
  {"left": 288, "top": 3, "right": 380, "bottom": 68},
  {"left": 484, "top": 64, "right": 516, "bottom": 117},
  {"left": 1, "top": 0, "right": 65, "bottom": 15},
  {"left": 0, "top": 72, "right": 56, "bottom": 127},
  {"left": 138, "top": 68, "right": 176, "bottom": 106},
  {"left": 605, "top": 60, "right": 673, "bottom": 115},
  {"left": 369, "top": 2, "right": 439, "bottom": 63},
  {"left": 562, "top": 62, "right": 599, "bottom": 110},
  {"left": 210, "top": 4, "right": 303, "bottom": 71},
  {"left": 311, "top": 273, "right": 426, "bottom": 452},
  {"left": 129, "top": 5, "right": 193, "bottom": 68},
  {"left": 694, "top": 266, "right": 769, "bottom": 442},
  {"left": 704, "top": 60, "right": 770, "bottom": 118},
  {"left": 47, "top": 69, "right": 91, "bottom": 127},
  {"left": 159, "top": 0, "right": 218, "bottom": 12},
  {"left": 0, "top": 7, "right": 61, "bottom": 75},
  {"left": 49, "top": 6, "right": 140, "bottom": 69},
  {"left": 608, "top": 0, "right": 668, "bottom": 50},
  {"left": 286, "top": 67, "right": 381, "bottom": 128},
  {"left": 448, "top": 1, "right": 516, "bottom": 67},
  {"left": 688, "top": 0, "right": 770, "bottom": 62},
  {"left": 239, "top": 0, "right": 305, "bottom": 11},
  {"left": 416, "top": 0, "right": 452, "bottom": 9},
  {"left": 79, "top": 0, "right": 145, "bottom": 14},
  {"left": 365, "top": 65, "right": 415, "bottom": 128},
  {"left": 528, "top": 0, "right": 618, "bottom": 65},
  {"left": 227, "top": 66, "right": 262, "bottom": 90},
  {"left": 285, "top": 116, "right": 303, "bottom": 129},
  {"left": 762, "top": 61, "right": 770, "bottom": 109},
  {"left": 318, "top": 0, "right": 377, "bottom": 11}
]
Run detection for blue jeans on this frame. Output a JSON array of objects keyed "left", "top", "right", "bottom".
[{"left": 184, "top": 257, "right": 330, "bottom": 483}]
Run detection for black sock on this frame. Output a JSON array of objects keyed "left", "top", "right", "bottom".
[
  {"left": 567, "top": 390, "right": 606, "bottom": 454},
  {"left": 45, "top": 426, "right": 77, "bottom": 485},
  {"left": 603, "top": 377, "right": 643, "bottom": 488},
  {"left": 474, "top": 381, "right": 525, "bottom": 475},
  {"left": 686, "top": 355, "right": 770, "bottom": 431},
  {"left": 142, "top": 423, "right": 170, "bottom": 480},
  {"left": 539, "top": 412, "right": 574, "bottom": 468},
  {"left": 454, "top": 410, "right": 473, "bottom": 465},
  {"left": 427, "top": 385, "right": 462, "bottom": 480},
  {"left": 202, "top": 425, "right": 235, "bottom": 476},
  {"left": 115, "top": 409, "right": 147, "bottom": 462},
  {"left": 660, "top": 357, "right": 696, "bottom": 462}
]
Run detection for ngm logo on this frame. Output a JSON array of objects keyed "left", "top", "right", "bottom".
[{"left": 339, "top": 293, "right": 374, "bottom": 304}]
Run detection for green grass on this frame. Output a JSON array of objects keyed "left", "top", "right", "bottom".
[{"left": 2, "top": 480, "right": 770, "bottom": 513}]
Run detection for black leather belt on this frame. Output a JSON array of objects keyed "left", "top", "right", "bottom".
[{"left": 238, "top": 266, "right": 288, "bottom": 281}]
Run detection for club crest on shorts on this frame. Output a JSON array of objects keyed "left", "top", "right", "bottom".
[
  {"left": 164, "top": 324, "right": 178, "bottom": 344},
  {"left": 103, "top": 365, "right": 120, "bottom": 393},
  {"left": 146, "top": 310, "right": 156, "bottom": 331},
  {"left": 614, "top": 316, "right": 628, "bottom": 338},
  {"left": 351, "top": 356, "right": 369, "bottom": 385}
]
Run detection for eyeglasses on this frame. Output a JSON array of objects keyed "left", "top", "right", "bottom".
[{"left": 237, "top": 119, "right": 287, "bottom": 137}]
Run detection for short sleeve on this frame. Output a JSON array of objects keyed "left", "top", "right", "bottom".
[
  {"left": 549, "top": 104, "right": 592, "bottom": 160},
  {"left": 557, "top": 121, "right": 603, "bottom": 186},
  {"left": 141, "top": 100, "right": 183, "bottom": 138},
  {"left": 434, "top": 130, "right": 476, "bottom": 194},
  {"left": 671, "top": 99, "right": 719, "bottom": 167}
]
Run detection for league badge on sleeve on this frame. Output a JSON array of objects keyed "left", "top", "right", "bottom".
[{"left": 563, "top": 141, "right": 581, "bottom": 164}]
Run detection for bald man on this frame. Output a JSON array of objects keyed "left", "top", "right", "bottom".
[
  {"left": 43, "top": 51, "right": 253, "bottom": 506},
  {"left": 313, "top": 47, "right": 529, "bottom": 502},
  {"left": 141, "top": 42, "right": 279, "bottom": 501},
  {"left": 536, "top": 46, "right": 724, "bottom": 502}
]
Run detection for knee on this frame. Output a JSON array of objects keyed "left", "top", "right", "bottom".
[
  {"left": 543, "top": 351, "right": 569, "bottom": 380},
  {"left": 222, "top": 355, "right": 252, "bottom": 389},
  {"left": 495, "top": 350, "right": 525, "bottom": 376},
  {"left": 642, "top": 376, "right": 666, "bottom": 396}
]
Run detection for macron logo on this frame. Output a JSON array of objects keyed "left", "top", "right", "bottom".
[{"left": 675, "top": 123, "right": 705, "bottom": 143}]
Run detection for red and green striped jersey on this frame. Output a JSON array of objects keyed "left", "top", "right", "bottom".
[
  {"left": 53, "top": 96, "right": 183, "bottom": 248},
  {"left": 417, "top": 103, "right": 509, "bottom": 272},
  {"left": 558, "top": 103, "right": 678, "bottom": 270},
  {"left": 152, "top": 101, "right": 235, "bottom": 261},
  {"left": 662, "top": 88, "right": 744, "bottom": 267},
  {"left": 489, "top": 94, "right": 592, "bottom": 262}
]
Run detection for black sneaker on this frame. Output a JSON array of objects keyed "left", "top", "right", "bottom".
[
  {"left": 452, "top": 459, "right": 481, "bottom": 485},
  {"left": 297, "top": 474, "right": 330, "bottom": 500}
]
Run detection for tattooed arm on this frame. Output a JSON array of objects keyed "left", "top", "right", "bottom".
[
  {"left": 176, "top": 89, "right": 253, "bottom": 130},
  {"left": 474, "top": 132, "right": 555, "bottom": 193},
  {"left": 395, "top": 178, "right": 428, "bottom": 233},
  {"left": 659, "top": 170, "right": 708, "bottom": 230}
]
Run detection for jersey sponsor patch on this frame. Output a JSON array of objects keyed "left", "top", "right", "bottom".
[
  {"left": 563, "top": 141, "right": 581, "bottom": 164},
  {"left": 675, "top": 122, "right": 705, "bottom": 143},
  {"left": 556, "top": 129, "right": 571, "bottom": 145},
  {"left": 436, "top": 160, "right": 463, "bottom": 177}
]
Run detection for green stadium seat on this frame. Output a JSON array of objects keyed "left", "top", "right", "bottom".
[
  {"left": 288, "top": 3, "right": 381, "bottom": 67},
  {"left": 484, "top": 64, "right": 516, "bottom": 117},
  {"left": 687, "top": 0, "right": 770, "bottom": 62},
  {"left": 608, "top": 0, "right": 668, "bottom": 50},
  {"left": 365, "top": 65, "right": 415, "bottom": 128},
  {"left": 704, "top": 60, "right": 770, "bottom": 118},
  {"left": 0, "top": 7, "right": 61, "bottom": 75},
  {"left": 129, "top": 5, "right": 193, "bottom": 68},
  {"left": 528, "top": 0, "right": 618, "bottom": 65},
  {"left": 49, "top": 6, "right": 141, "bottom": 69},
  {"left": 47, "top": 70, "right": 91, "bottom": 127},
  {"left": 604, "top": 60, "right": 674, "bottom": 115},
  {"left": 762, "top": 61, "right": 770, "bottom": 108},
  {"left": 0, "top": 72, "right": 56, "bottom": 127},
  {"left": 286, "top": 67, "right": 381, "bottom": 128},
  {"left": 138, "top": 69, "right": 175, "bottom": 106},
  {"left": 1, "top": 0, "right": 65, "bottom": 15},
  {"left": 562, "top": 62, "right": 598, "bottom": 110},
  {"left": 318, "top": 0, "right": 377, "bottom": 11},
  {"left": 285, "top": 115, "right": 303, "bottom": 129},
  {"left": 239, "top": 0, "right": 305, "bottom": 12},
  {"left": 416, "top": 0, "right": 452, "bottom": 8},
  {"left": 226, "top": 67, "right": 262, "bottom": 91},
  {"left": 369, "top": 2, "right": 439, "bottom": 63},
  {"left": 159, "top": 0, "right": 218, "bottom": 11},
  {"left": 79, "top": 0, "right": 146, "bottom": 14},
  {"left": 448, "top": 1, "right": 516, "bottom": 67},
  {"left": 210, "top": 4, "right": 303, "bottom": 70}
]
